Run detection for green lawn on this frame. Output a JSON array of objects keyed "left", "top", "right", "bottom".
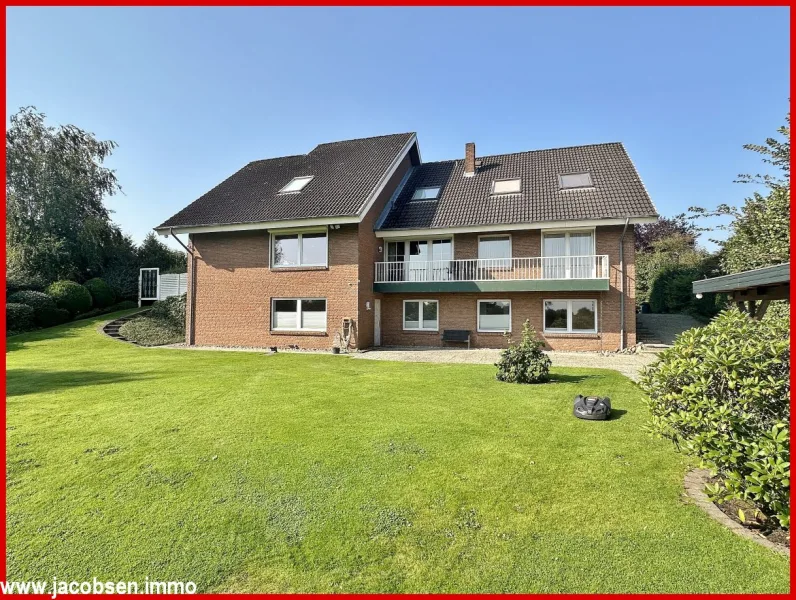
[{"left": 6, "top": 313, "right": 790, "bottom": 593}]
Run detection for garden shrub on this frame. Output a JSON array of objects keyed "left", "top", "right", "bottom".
[
  {"left": 83, "top": 277, "right": 115, "bottom": 308},
  {"left": 640, "top": 307, "right": 790, "bottom": 528},
  {"left": 72, "top": 300, "right": 139, "bottom": 321},
  {"left": 495, "top": 320, "right": 551, "bottom": 384},
  {"left": 46, "top": 280, "right": 92, "bottom": 315},
  {"left": 36, "top": 307, "right": 72, "bottom": 327},
  {"left": 149, "top": 293, "right": 186, "bottom": 331},
  {"left": 119, "top": 316, "right": 183, "bottom": 346},
  {"left": 7, "top": 290, "right": 60, "bottom": 328},
  {"left": 6, "top": 303, "right": 35, "bottom": 333}
]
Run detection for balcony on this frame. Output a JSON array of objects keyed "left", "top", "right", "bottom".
[{"left": 373, "top": 255, "right": 610, "bottom": 293}]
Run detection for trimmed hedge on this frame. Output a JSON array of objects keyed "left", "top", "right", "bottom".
[
  {"left": 72, "top": 301, "right": 139, "bottom": 321},
  {"left": 7, "top": 303, "right": 35, "bottom": 333},
  {"left": 7, "top": 290, "right": 55, "bottom": 312},
  {"left": 35, "top": 306, "right": 71, "bottom": 328},
  {"left": 83, "top": 278, "right": 115, "bottom": 308},
  {"left": 46, "top": 280, "right": 92, "bottom": 316},
  {"left": 149, "top": 293, "right": 186, "bottom": 329},
  {"left": 640, "top": 308, "right": 790, "bottom": 528},
  {"left": 119, "top": 317, "right": 183, "bottom": 346}
]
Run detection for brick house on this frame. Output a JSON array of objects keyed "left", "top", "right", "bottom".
[{"left": 155, "top": 133, "right": 657, "bottom": 351}]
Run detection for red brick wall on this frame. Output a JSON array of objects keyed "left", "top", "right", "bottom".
[
  {"left": 188, "top": 226, "right": 359, "bottom": 349},
  {"left": 378, "top": 225, "right": 636, "bottom": 351},
  {"left": 357, "top": 154, "right": 413, "bottom": 348}
]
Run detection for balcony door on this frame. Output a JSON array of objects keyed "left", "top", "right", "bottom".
[
  {"left": 386, "top": 239, "right": 452, "bottom": 282},
  {"left": 542, "top": 231, "right": 595, "bottom": 279}
]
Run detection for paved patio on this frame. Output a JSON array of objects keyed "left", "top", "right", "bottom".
[{"left": 351, "top": 348, "right": 658, "bottom": 382}]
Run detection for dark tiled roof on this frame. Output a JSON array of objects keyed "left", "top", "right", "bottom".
[
  {"left": 378, "top": 142, "right": 657, "bottom": 230},
  {"left": 158, "top": 132, "right": 415, "bottom": 228}
]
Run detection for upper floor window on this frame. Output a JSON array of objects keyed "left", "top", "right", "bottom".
[
  {"left": 279, "top": 175, "right": 314, "bottom": 194},
  {"left": 492, "top": 178, "right": 521, "bottom": 195},
  {"left": 272, "top": 229, "right": 327, "bottom": 267},
  {"left": 411, "top": 187, "right": 440, "bottom": 201},
  {"left": 559, "top": 172, "right": 593, "bottom": 189},
  {"left": 478, "top": 235, "right": 512, "bottom": 267}
]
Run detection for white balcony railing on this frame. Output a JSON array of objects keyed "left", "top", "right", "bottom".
[{"left": 374, "top": 255, "right": 610, "bottom": 283}]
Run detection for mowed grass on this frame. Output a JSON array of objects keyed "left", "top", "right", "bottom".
[{"left": 6, "top": 313, "right": 790, "bottom": 593}]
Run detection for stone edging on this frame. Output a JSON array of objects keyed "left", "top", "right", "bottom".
[{"left": 684, "top": 468, "right": 789, "bottom": 557}]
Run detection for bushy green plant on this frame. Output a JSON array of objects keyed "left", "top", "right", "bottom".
[
  {"left": 72, "top": 300, "right": 140, "bottom": 321},
  {"left": 83, "top": 277, "right": 115, "bottom": 308},
  {"left": 119, "top": 316, "right": 183, "bottom": 346},
  {"left": 46, "top": 280, "right": 92, "bottom": 316},
  {"left": 149, "top": 294, "right": 186, "bottom": 331},
  {"left": 36, "top": 307, "right": 72, "bottom": 327},
  {"left": 7, "top": 289, "right": 56, "bottom": 320},
  {"left": 640, "top": 308, "right": 790, "bottom": 528},
  {"left": 495, "top": 320, "right": 551, "bottom": 384},
  {"left": 6, "top": 303, "right": 35, "bottom": 333}
]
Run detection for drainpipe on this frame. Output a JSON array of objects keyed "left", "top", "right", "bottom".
[
  {"left": 167, "top": 228, "right": 196, "bottom": 345},
  {"left": 619, "top": 217, "right": 630, "bottom": 350}
]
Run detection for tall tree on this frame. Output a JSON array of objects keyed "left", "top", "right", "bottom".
[
  {"left": 137, "top": 232, "right": 186, "bottom": 273},
  {"left": 689, "top": 111, "right": 790, "bottom": 274},
  {"left": 635, "top": 214, "right": 697, "bottom": 252},
  {"left": 6, "top": 107, "right": 122, "bottom": 282}
]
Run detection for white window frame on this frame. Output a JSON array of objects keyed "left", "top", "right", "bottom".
[
  {"left": 278, "top": 175, "right": 314, "bottom": 194},
  {"left": 386, "top": 238, "right": 454, "bottom": 262},
  {"left": 542, "top": 299, "right": 598, "bottom": 334},
  {"left": 559, "top": 172, "right": 594, "bottom": 190},
  {"left": 270, "top": 227, "right": 329, "bottom": 268},
  {"left": 477, "top": 299, "right": 512, "bottom": 333},
  {"left": 402, "top": 299, "right": 439, "bottom": 332},
  {"left": 540, "top": 228, "right": 596, "bottom": 256},
  {"left": 491, "top": 178, "right": 522, "bottom": 195},
  {"left": 411, "top": 186, "right": 441, "bottom": 201},
  {"left": 271, "top": 298, "right": 327, "bottom": 332},
  {"left": 477, "top": 234, "right": 513, "bottom": 265}
]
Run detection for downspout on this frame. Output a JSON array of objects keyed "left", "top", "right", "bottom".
[
  {"left": 168, "top": 228, "right": 196, "bottom": 345},
  {"left": 619, "top": 217, "right": 630, "bottom": 350}
]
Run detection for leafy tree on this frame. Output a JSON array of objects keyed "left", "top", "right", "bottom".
[
  {"left": 689, "top": 111, "right": 790, "bottom": 274},
  {"left": 635, "top": 214, "right": 697, "bottom": 252},
  {"left": 137, "top": 232, "right": 186, "bottom": 273},
  {"left": 6, "top": 107, "right": 122, "bottom": 282}
]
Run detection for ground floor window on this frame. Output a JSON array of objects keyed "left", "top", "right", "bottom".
[
  {"left": 271, "top": 298, "right": 327, "bottom": 331},
  {"left": 478, "top": 300, "right": 511, "bottom": 332},
  {"left": 403, "top": 300, "right": 438, "bottom": 331},
  {"left": 543, "top": 299, "right": 597, "bottom": 333}
]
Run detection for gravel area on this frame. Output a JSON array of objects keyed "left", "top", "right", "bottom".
[{"left": 352, "top": 348, "right": 658, "bottom": 382}]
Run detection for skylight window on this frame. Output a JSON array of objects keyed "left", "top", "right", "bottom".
[
  {"left": 492, "top": 178, "right": 521, "bottom": 195},
  {"left": 411, "top": 187, "right": 440, "bottom": 201},
  {"left": 279, "top": 176, "right": 314, "bottom": 194},
  {"left": 559, "top": 173, "right": 593, "bottom": 189}
]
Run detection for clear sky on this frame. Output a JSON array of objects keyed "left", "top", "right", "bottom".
[{"left": 6, "top": 6, "right": 790, "bottom": 251}]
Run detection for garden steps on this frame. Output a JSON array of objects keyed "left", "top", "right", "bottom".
[{"left": 102, "top": 311, "right": 149, "bottom": 344}]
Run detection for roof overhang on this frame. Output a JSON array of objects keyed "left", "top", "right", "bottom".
[
  {"left": 692, "top": 263, "right": 790, "bottom": 296},
  {"left": 375, "top": 216, "right": 658, "bottom": 238},
  {"left": 154, "top": 133, "right": 419, "bottom": 237}
]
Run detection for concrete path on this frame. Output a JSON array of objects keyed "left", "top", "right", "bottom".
[{"left": 351, "top": 348, "right": 657, "bottom": 382}]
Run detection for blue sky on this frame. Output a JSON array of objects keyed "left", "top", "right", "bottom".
[{"left": 6, "top": 6, "right": 790, "bottom": 251}]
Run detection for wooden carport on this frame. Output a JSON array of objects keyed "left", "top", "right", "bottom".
[{"left": 692, "top": 263, "right": 789, "bottom": 319}]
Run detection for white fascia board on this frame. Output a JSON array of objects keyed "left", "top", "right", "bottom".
[
  {"left": 375, "top": 217, "right": 658, "bottom": 239},
  {"left": 155, "top": 215, "right": 358, "bottom": 235}
]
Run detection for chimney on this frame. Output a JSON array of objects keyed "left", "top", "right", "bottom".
[{"left": 464, "top": 142, "right": 476, "bottom": 177}]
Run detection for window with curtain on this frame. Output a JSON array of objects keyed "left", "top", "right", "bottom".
[
  {"left": 478, "top": 236, "right": 511, "bottom": 268},
  {"left": 478, "top": 300, "right": 511, "bottom": 332},
  {"left": 271, "top": 299, "right": 327, "bottom": 331},
  {"left": 542, "top": 231, "right": 594, "bottom": 279}
]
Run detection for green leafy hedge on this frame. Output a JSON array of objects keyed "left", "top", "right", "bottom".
[
  {"left": 149, "top": 293, "right": 186, "bottom": 329},
  {"left": 72, "top": 301, "right": 138, "bottom": 321},
  {"left": 6, "top": 303, "right": 35, "bottom": 333},
  {"left": 495, "top": 320, "right": 551, "bottom": 384},
  {"left": 640, "top": 308, "right": 790, "bottom": 528},
  {"left": 119, "top": 317, "right": 183, "bottom": 346},
  {"left": 83, "top": 278, "right": 115, "bottom": 308},
  {"left": 46, "top": 280, "right": 92, "bottom": 315}
]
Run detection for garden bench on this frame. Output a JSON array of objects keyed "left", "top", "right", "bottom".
[{"left": 441, "top": 329, "right": 471, "bottom": 349}]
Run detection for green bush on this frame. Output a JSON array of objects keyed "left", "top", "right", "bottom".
[
  {"left": 83, "top": 277, "right": 115, "bottom": 308},
  {"left": 149, "top": 294, "right": 186, "bottom": 330},
  {"left": 119, "top": 316, "right": 183, "bottom": 346},
  {"left": 6, "top": 303, "right": 35, "bottom": 333},
  {"left": 8, "top": 290, "right": 54, "bottom": 311},
  {"left": 495, "top": 320, "right": 551, "bottom": 384},
  {"left": 46, "top": 280, "right": 92, "bottom": 316},
  {"left": 640, "top": 308, "right": 790, "bottom": 528},
  {"left": 72, "top": 300, "right": 139, "bottom": 321},
  {"left": 5, "top": 271, "right": 47, "bottom": 295},
  {"left": 36, "top": 307, "right": 72, "bottom": 327}
]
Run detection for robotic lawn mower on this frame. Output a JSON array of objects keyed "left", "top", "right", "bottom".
[{"left": 573, "top": 395, "right": 611, "bottom": 420}]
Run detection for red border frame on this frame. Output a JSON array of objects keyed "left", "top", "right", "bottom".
[{"left": 1, "top": 2, "right": 793, "bottom": 598}]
